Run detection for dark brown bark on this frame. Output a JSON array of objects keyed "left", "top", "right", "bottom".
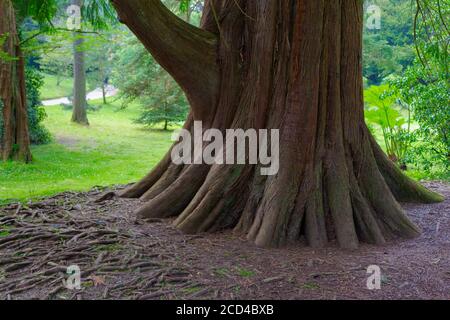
[
  {"left": 71, "top": 0, "right": 89, "bottom": 125},
  {"left": 0, "top": 0, "right": 32, "bottom": 162},
  {"left": 112, "top": 0, "right": 444, "bottom": 249}
]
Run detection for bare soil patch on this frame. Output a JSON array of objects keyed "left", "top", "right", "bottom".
[
  {"left": 0, "top": 182, "right": 448, "bottom": 300},
  {"left": 55, "top": 135, "right": 80, "bottom": 149}
]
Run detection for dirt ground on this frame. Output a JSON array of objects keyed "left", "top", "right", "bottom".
[{"left": 0, "top": 182, "right": 449, "bottom": 300}]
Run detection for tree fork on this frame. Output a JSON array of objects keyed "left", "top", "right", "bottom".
[{"left": 110, "top": 0, "right": 220, "bottom": 122}]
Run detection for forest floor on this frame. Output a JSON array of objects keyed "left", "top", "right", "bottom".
[{"left": 0, "top": 182, "right": 448, "bottom": 300}]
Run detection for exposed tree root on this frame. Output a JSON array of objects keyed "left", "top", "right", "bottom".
[
  {"left": 371, "top": 135, "right": 445, "bottom": 204},
  {"left": 0, "top": 193, "right": 203, "bottom": 300}
]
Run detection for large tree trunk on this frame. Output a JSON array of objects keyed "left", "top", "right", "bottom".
[
  {"left": 71, "top": 0, "right": 89, "bottom": 125},
  {"left": 0, "top": 0, "right": 32, "bottom": 162},
  {"left": 111, "top": 0, "right": 444, "bottom": 249}
]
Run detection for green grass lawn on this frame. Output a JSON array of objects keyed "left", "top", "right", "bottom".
[
  {"left": 40, "top": 74, "right": 74, "bottom": 100},
  {"left": 0, "top": 100, "right": 174, "bottom": 204}
]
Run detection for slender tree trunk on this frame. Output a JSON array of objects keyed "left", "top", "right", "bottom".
[
  {"left": 71, "top": 0, "right": 89, "bottom": 125},
  {"left": 111, "top": 0, "right": 444, "bottom": 249},
  {"left": 102, "top": 82, "right": 107, "bottom": 104},
  {"left": 0, "top": 0, "right": 32, "bottom": 162},
  {"left": 102, "top": 81, "right": 107, "bottom": 104}
]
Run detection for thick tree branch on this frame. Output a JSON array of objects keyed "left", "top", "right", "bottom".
[{"left": 110, "top": 0, "right": 220, "bottom": 120}]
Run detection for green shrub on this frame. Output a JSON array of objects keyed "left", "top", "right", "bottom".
[{"left": 25, "top": 68, "right": 52, "bottom": 145}]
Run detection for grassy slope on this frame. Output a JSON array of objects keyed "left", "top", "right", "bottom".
[
  {"left": 40, "top": 74, "right": 74, "bottom": 100},
  {"left": 40, "top": 74, "right": 97, "bottom": 100},
  {"left": 0, "top": 100, "right": 173, "bottom": 204}
]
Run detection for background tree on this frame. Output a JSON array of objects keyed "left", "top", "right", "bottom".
[
  {"left": 112, "top": 37, "right": 188, "bottom": 130},
  {"left": 66, "top": 0, "right": 117, "bottom": 124},
  {"left": 135, "top": 73, "right": 188, "bottom": 131},
  {"left": 71, "top": 0, "right": 89, "bottom": 125},
  {"left": 1, "top": 0, "right": 116, "bottom": 161},
  {"left": 363, "top": 0, "right": 416, "bottom": 85},
  {"left": 110, "top": 1, "right": 194, "bottom": 130},
  {"left": 0, "top": 0, "right": 34, "bottom": 162},
  {"left": 111, "top": 0, "right": 443, "bottom": 250}
]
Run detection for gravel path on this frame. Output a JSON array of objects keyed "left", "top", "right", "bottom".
[{"left": 42, "top": 85, "right": 118, "bottom": 106}]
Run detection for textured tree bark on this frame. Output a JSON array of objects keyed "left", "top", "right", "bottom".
[
  {"left": 0, "top": 0, "right": 32, "bottom": 162},
  {"left": 111, "top": 0, "right": 444, "bottom": 249},
  {"left": 71, "top": 0, "right": 89, "bottom": 125}
]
